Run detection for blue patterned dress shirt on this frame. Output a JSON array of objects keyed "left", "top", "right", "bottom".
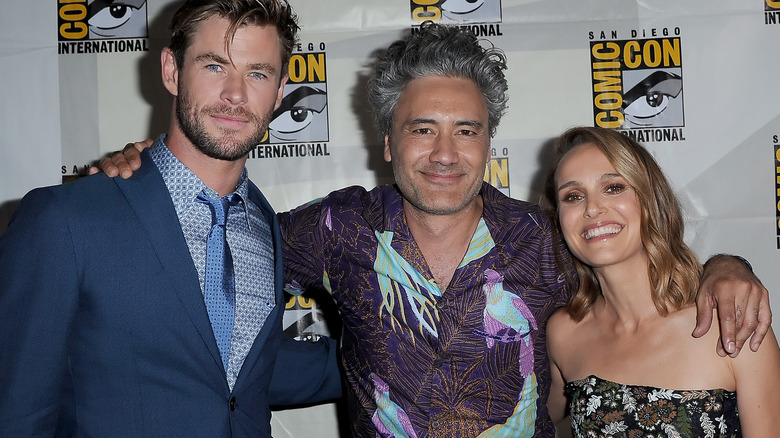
[{"left": 149, "top": 135, "right": 275, "bottom": 390}]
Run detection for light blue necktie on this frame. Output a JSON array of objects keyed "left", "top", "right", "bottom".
[{"left": 197, "top": 191, "right": 238, "bottom": 372}]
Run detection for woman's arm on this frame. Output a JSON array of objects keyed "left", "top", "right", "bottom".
[
  {"left": 732, "top": 327, "right": 780, "bottom": 437},
  {"left": 546, "top": 311, "right": 570, "bottom": 425}
]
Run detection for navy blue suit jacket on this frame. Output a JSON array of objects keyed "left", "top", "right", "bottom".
[{"left": 0, "top": 151, "right": 340, "bottom": 437}]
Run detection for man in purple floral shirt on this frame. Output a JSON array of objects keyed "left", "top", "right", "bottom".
[
  {"left": 279, "top": 26, "right": 570, "bottom": 436},
  {"left": 99, "top": 21, "right": 771, "bottom": 438},
  {"left": 277, "top": 23, "right": 768, "bottom": 437},
  {"left": 281, "top": 182, "right": 572, "bottom": 436}
]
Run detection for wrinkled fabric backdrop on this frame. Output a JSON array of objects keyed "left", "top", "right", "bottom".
[{"left": 2, "top": 1, "right": 779, "bottom": 436}]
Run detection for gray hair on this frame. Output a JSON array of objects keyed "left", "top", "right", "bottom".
[{"left": 367, "top": 21, "right": 508, "bottom": 140}]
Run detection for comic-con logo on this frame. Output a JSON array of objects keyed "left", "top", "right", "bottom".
[
  {"left": 485, "top": 147, "right": 510, "bottom": 196},
  {"left": 410, "top": 0, "right": 503, "bottom": 36},
  {"left": 58, "top": 0, "right": 149, "bottom": 54},
  {"left": 269, "top": 51, "right": 328, "bottom": 144},
  {"left": 774, "top": 135, "right": 780, "bottom": 249},
  {"left": 590, "top": 28, "right": 686, "bottom": 142},
  {"left": 249, "top": 46, "right": 331, "bottom": 159},
  {"left": 766, "top": 0, "right": 780, "bottom": 24},
  {"left": 283, "top": 295, "right": 330, "bottom": 342}
]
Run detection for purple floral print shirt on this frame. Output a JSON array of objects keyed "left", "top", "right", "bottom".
[{"left": 279, "top": 183, "right": 575, "bottom": 437}]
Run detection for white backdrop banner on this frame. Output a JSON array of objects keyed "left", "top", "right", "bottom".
[{"left": 2, "top": 1, "right": 779, "bottom": 436}]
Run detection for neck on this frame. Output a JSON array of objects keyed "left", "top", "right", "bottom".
[
  {"left": 403, "top": 195, "right": 484, "bottom": 243},
  {"left": 403, "top": 196, "right": 484, "bottom": 290},
  {"left": 592, "top": 257, "right": 658, "bottom": 329},
  {"left": 165, "top": 125, "right": 247, "bottom": 197}
]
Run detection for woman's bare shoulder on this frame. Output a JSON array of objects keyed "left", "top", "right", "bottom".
[{"left": 547, "top": 307, "right": 591, "bottom": 349}]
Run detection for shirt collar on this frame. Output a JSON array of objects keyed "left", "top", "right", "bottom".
[{"left": 148, "top": 134, "right": 251, "bottom": 225}]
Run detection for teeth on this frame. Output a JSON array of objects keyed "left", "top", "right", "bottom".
[{"left": 584, "top": 225, "right": 621, "bottom": 240}]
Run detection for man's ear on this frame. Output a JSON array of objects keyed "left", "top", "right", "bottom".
[
  {"left": 383, "top": 134, "right": 392, "bottom": 162},
  {"left": 274, "top": 74, "right": 289, "bottom": 111},
  {"left": 161, "top": 48, "right": 179, "bottom": 96}
]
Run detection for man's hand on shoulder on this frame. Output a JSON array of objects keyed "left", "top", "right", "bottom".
[
  {"left": 693, "top": 254, "right": 772, "bottom": 358},
  {"left": 88, "top": 139, "right": 152, "bottom": 179}
]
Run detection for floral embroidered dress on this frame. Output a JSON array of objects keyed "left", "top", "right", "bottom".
[{"left": 566, "top": 375, "right": 740, "bottom": 438}]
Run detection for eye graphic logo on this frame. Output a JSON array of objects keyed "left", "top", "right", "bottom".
[
  {"left": 442, "top": 0, "right": 485, "bottom": 18},
  {"left": 283, "top": 295, "right": 331, "bottom": 342},
  {"left": 621, "top": 70, "right": 683, "bottom": 128},
  {"left": 58, "top": 0, "right": 148, "bottom": 41},
  {"left": 87, "top": 0, "right": 148, "bottom": 39},
  {"left": 410, "top": 0, "right": 501, "bottom": 25},
  {"left": 259, "top": 50, "right": 329, "bottom": 145},
  {"left": 268, "top": 85, "right": 329, "bottom": 143}
]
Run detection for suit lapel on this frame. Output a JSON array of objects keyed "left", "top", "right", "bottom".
[{"left": 113, "top": 151, "right": 225, "bottom": 376}]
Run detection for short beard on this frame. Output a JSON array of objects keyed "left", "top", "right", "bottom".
[
  {"left": 391, "top": 160, "right": 483, "bottom": 216},
  {"left": 176, "top": 90, "right": 270, "bottom": 161}
]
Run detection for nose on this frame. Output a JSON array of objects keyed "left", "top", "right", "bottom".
[
  {"left": 583, "top": 196, "right": 605, "bottom": 218},
  {"left": 220, "top": 73, "right": 247, "bottom": 106},
  {"left": 429, "top": 134, "right": 458, "bottom": 166}
]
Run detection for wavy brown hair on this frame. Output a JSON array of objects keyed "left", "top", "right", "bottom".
[
  {"left": 168, "top": 0, "right": 299, "bottom": 72},
  {"left": 540, "top": 126, "right": 702, "bottom": 321}
]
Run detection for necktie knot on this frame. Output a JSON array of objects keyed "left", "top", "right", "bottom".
[{"left": 197, "top": 191, "right": 238, "bottom": 227}]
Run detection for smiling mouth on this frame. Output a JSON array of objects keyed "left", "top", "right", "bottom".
[
  {"left": 421, "top": 170, "right": 462, "bottom": 183},
  {"left": 210, "top": 114, "right": 251, "bottom": 130},
  {"left": 584, "top": 224, "right": 622, "bottom": 240},
  {"left": 213, "top": 113, "right": 247, "bottom": 122}
]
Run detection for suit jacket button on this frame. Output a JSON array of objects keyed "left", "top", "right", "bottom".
[{"left": 230, "top": 396, "right": 237, "bottom": 411}]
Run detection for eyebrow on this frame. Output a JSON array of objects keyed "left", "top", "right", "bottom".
[
  {"left": 455, "top": 120, "right": 485, "bottom": 129},
  {"left": 193, "top": 52, "right": 278, "bottom": 76},
  {"left": 556, "top": 172, "right": 623, "bottom": 192},
  {"left": 194, "top": 52, "right": 229, "bottom": 65},
  {"left": 405, "top": 118, "right": 485, "bottom": 129}
]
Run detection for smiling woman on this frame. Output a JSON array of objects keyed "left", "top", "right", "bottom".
[
  {"left": 541, "top": 126, "right": 780, "bottom": 438},
  {"left": 542, "top": 127, "right": 698, "bottom": 319},
  {"left": 554, "top": 142, "right": 656, "bottom": 301}
]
